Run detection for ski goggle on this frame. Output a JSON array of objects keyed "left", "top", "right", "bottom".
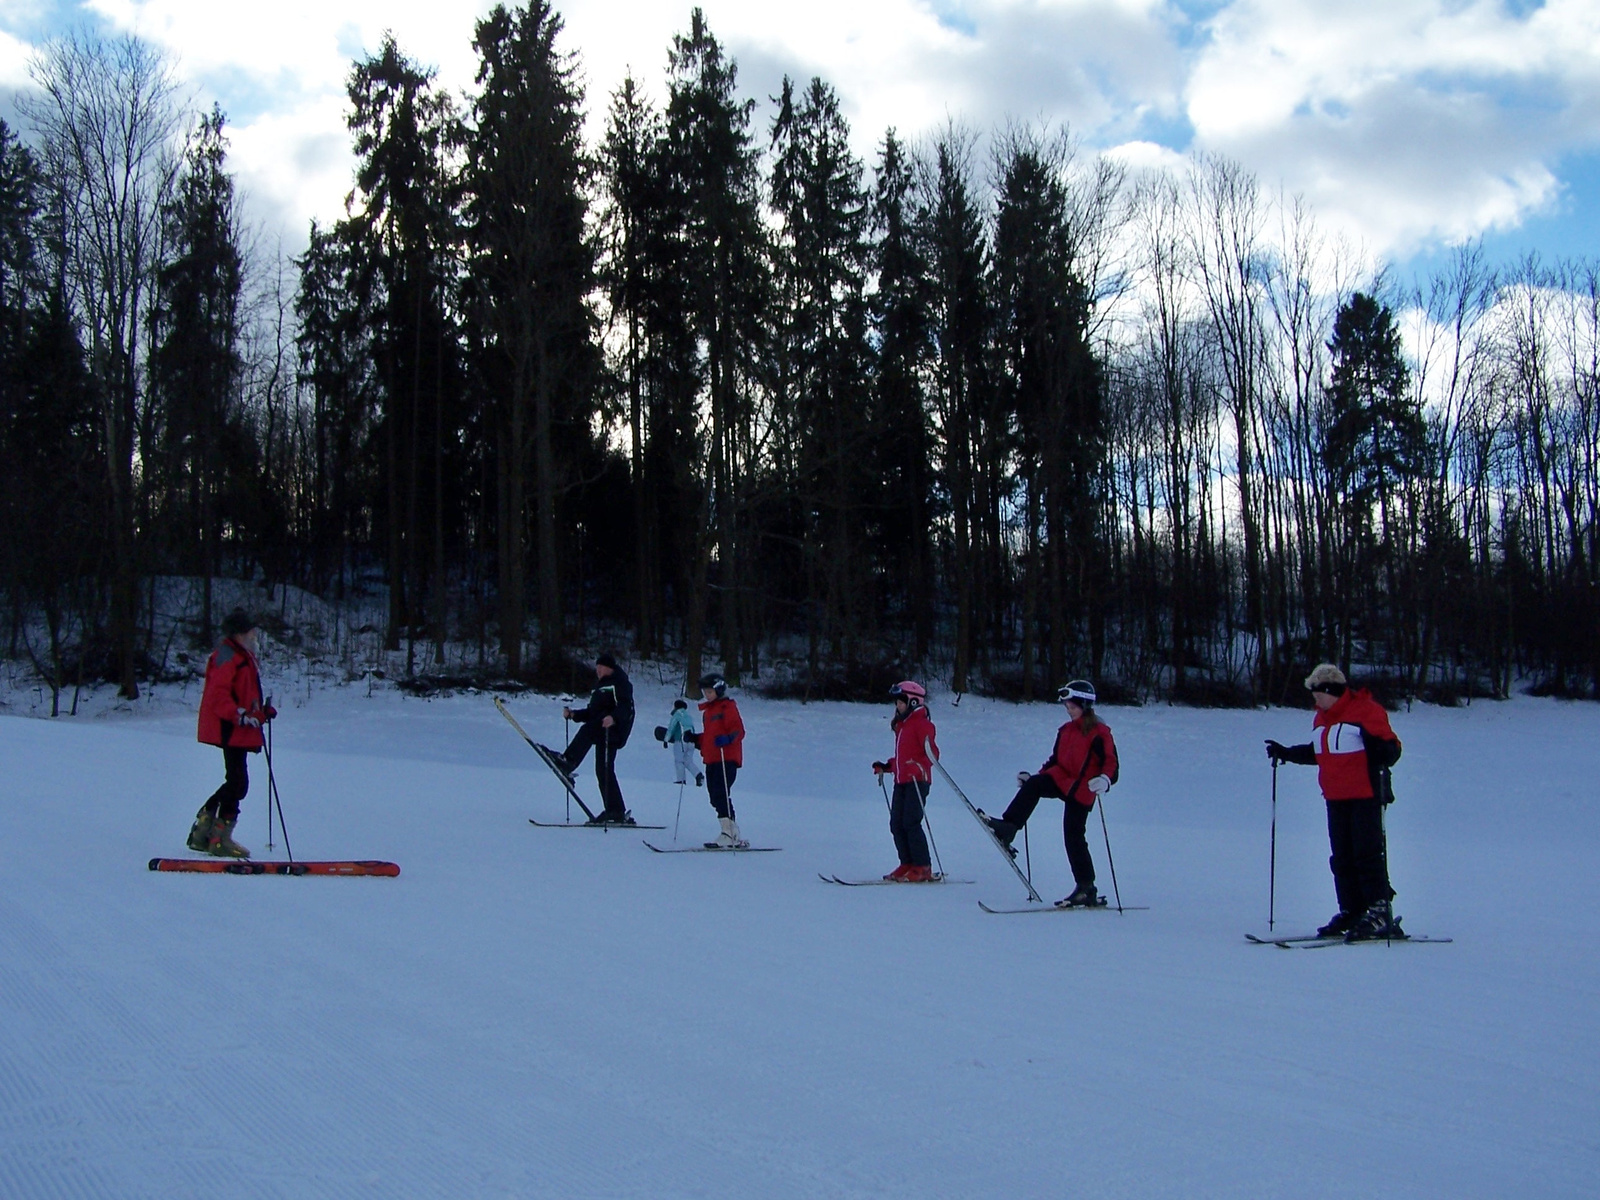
[{"left": 1058, "top": 681, "right": 1096, "bottom": 706}]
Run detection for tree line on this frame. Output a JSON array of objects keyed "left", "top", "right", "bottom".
[{"left": 2, "top": 4, "right": 1596, "bottom": 707}]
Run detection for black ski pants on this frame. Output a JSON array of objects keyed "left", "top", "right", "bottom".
[
  {"left": 1002, "top": 773, "right": 1096, "bottom": 886},
  {"left": 204, "top": 745, "right": 251, "bottom": 822},
  {"left": 890, "top": 779, "right": 931, "bottom": 868},
  {"left": 1326, "top": 798, "right": 1393, "bottom": 914},
  {"left": 563, "top": 724, "right": 627, "bottom": 817},
  {"left": 707, "top": 761, "right": 738, "bottom": 820}
]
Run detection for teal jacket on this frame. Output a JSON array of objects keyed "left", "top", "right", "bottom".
[{"left": 665, "top": 708, "right": 696, "bottom": 744}]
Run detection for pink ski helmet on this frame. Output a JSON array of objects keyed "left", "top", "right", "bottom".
[{"left": 889, "top": 680, "right": 926, "bottom": 707}]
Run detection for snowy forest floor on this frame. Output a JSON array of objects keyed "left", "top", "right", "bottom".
[{"left": 1, "top": 674, "right": 1596, "bottom": 1198}]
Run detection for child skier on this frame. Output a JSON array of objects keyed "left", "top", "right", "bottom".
[
  {"left": 871, "top": 680, "right": 940, "bottom": 882},
  {"left": 980, "top": 680, "right": 1118, "bottom": 907},
  {"left": 188, "top": 609, "right": 276, "bottom": 858},
  {"left": 661, "top": 698, "right": 703, "bottom": 787},
  {"left": 694, "top": 672, "right": 745, "bottom": 847},
  {"left": 1266, "top": 664, "right": 1404, "bottom": 940}
]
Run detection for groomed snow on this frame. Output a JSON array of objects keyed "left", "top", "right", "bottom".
[{"left": 2, "top": 678, "right": 1596, "bottom": 1197}]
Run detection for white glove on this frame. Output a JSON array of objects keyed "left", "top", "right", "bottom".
[
  {"left": 237, "top": 710, "right": 262, "bottom": 729},
  {"left": 1087, "top": 774, "right": 1111, "bottom": 795},
  {"left": 1016, "top": 770, "right": 1032, "bottom": 786}
]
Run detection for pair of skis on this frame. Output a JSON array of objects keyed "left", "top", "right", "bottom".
[
  {"left": 1245, "top": 931, "right": 1452, "bottom": 949},
  {"left": 149, "top": 858, "right": 400, "bottom": 876},
  {"left": 819, "top": 873, "right": 973, "bottom": 886}
]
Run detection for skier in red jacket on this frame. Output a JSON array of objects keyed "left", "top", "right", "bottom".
[
  {"left": 1267, "top": 663, "right": 1404, "bottom": 940},
  {"left": 188, "top": 609, "right": 275, "bottom": 857},
  {"left": 871, "top": 680, "right": 940, "bottom": 881},
  {"left": 981, "top": 681, "right": 1118, "bottom": 907},
  {"left": 693, "top": 672, "right": 746, "bottom": 847}
]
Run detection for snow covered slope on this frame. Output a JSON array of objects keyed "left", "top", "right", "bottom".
[{"left": 2, "top": 683, "right": 1596, "bottom": 1198}]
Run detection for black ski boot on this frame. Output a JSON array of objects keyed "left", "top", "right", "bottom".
[
  {"left": 587, "top": 809, "right": 635, "bottom": 827},
  {"left": 186, "top": 807, "right": 214, "bottom": 853},
  {"left": 1316, "top": 911, "right": 1358, "bottom": 938},
  {"left": 1056, "top": 884, "right": 1100, "bottom": 908},
  {"left": 1345, "top": 900, "right": 1404, "bottom": 941},
  {"left": 977, "top": 810, "right": 1018, "bottom": 857}
]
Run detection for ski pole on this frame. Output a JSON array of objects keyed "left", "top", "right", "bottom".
[
  {"left": 877, "top": 772, "right": 892, "bottom": 816},
  {"left": 673, "top": 781, "right": 684, "bottom": 843},
  {"left": 1269, "top": 758, "right": 1279, "bottom": 932},
  {"left": 264, "top": 721, "right": 294, "bottom": 864},
  {"left": 1023, "top": 822, "right": 1032, "bottom": 886},
  {"left": 920, "top": 783, "right": 945, "bottom": 878},
  {"left": 1095, "top": 795, "right": 1122, "bottom": 913},
  {"left": 563, "top": 698, "right": 573, "bottom": 824}
]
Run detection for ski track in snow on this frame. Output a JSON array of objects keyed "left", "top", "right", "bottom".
[{"left": 1, "top": 682, "right": 1598, "bottom": 1197}]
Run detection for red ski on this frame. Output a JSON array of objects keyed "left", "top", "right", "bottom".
[{"left": 148, "top": 858, "right": 400, "bottom": 877}]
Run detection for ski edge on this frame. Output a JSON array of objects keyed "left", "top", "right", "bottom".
[
  {"left": 529, "top": 819, "right": 667, "bottom": 830},
  {"left": 644, "top": 841, "right": 780, "bottom": 853},
  {"left": 978, "top": 900, "right": 1148, "bottom": 914},
  {"left": 820, "top": 874, "right": 975, "bottom": 886}
]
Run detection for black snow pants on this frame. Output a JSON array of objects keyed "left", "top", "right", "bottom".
[
  {"left": 1326, "top": 797, "right": 1393, "bottom": 914},
  {"left": 564, "top": 724, "right": 627, "bottom": 818},
  {"left": 204, "top": 745, "right": 251, "bottom": 822},
  {"left": 1002, "top": 773, "right": 1096, "bottom": 886},
  {"left": 890, "top": 779, "right": 931, "bottom": 868},
  {"left": 707, "top": 761, "right": 738, "bottom": 820}
]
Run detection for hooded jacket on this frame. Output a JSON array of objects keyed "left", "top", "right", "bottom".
[
  {"left": 886, "top": 703, "right": 939, "bottom": 784},
  {"left": 197, "top": 637, "right": 265, "bottom": 750}
]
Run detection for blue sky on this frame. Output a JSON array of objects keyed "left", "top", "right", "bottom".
[{"left": 1, "top": 0, "right": 1596, "bottom": 274}]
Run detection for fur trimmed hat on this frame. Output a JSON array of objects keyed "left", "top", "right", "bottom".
[{"left": 1303, "top": 663, "right": 1347, "bottom": 691}]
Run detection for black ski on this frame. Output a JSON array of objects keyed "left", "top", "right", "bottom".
[
  {"left": 644, "top": 841, "right": 780, "bottom": 853},
  {"left": 494, "top": 696, "right": 598, "bottom": 821},
  {"left": 820, "top": 873, "right": 974, "bottom": 886},
  {"left": 928, "top": 742, "right": 1044, "bottom": 904},
  {"left": 1299, "top": 934, "right": 1453, "bottom": 949},
  {"left": 978, "top": 900, "right": 1149, "bottom": 914},
  {"left": 1245, "top": 932, "right": 1337, "bottom": 945},
  {"left": 529, "top": 819, "right": 666, "bottom": 830}
]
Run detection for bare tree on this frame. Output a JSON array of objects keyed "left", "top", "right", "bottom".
[{"left": 25, "top": 33, "right": 182, "bottom": 698}]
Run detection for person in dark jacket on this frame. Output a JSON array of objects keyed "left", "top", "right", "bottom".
[
  {"left": 871, "top": 681, "right": 940, "bottom": 881},
  {"left": 556, "top": 653, "right": 636, "bottom": 824},
  {"left": 1267, "top": 664, "right": 1404, "bottom": 940},
  {"left": 980, "top": 680, "right": 1119, "bottom": 907},
  {"left": 188, "top": 609, "right": 276, "bottom": 857}
]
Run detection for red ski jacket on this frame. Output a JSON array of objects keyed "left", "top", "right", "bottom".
[
  {"left": 1041, "top": 715, "right": 1118, "bottom": 807},
  {"left": 887, "top": 704, "right": 939, "bottom": 784},
  {"left": 1308, "top": 688, "right": 1401, "bottom": 802},
  {"left": 197, "top": 637, "right": 266, "bottom": 750},
  {"left": 697, "top": 696, "right": 744, "bottom": 766}
]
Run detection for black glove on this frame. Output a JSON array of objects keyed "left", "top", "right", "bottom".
[
  {"left": 1265, "top": 739, "right": 1288, "bottom": 762},
  {"left": 872, "top": 761, "right": 890, "bottom": 776},
  {"left": 262, "top": 705, "right": 278, "bottom": 722}
]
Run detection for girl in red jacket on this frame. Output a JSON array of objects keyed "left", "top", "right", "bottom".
[
  {"left": 694, "top": 672, "right": 746, "bottom": 847},
  {"left": 1266, "top": 664, "right": 1403, "bottom": 940},
  {"left": 981, "top": 680, "right": 1118, "bottom": 907},
  {"left": 188, "top": 609, "right": 275, "bottom": 857},
  {"left": 871, "top": 680, "right": 939, "bottom": 881}
]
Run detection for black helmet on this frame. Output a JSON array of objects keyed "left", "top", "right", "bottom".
[
  {"left": 1057, "top": 679, "right": 1096, "bottom": 707},
  {"left": 221, "top": 609, "right": 255, "bottom": 638},
  {"left": 697, "top": 672, "right": 727, "bottom": 698}
]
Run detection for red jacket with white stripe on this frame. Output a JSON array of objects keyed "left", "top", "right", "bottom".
[
  {"left": 887, "top": 704, "right": 938, "bottom": 784},
  {"left": 1292, "top": 688, "right": 1401, "bottom": 802}
]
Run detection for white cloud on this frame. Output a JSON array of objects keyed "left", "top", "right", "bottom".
[
  {"left": 1, "top": 0, "right": 1592, "bottom": 262},
  {"left": 1186, "top": 0, "right": 1600, "bottom": 255}
]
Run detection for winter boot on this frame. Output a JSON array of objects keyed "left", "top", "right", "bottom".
[
  {"left": 902, "top": 865, "right": 936, "bottom": 883},
  {"left": 883, "top": 864, "right": 913, "bottom": 881},
  {"left": 1345, "top": 899, "right": 1404, "bottom": 941},
  {"left": 977, "top": 810, "right": 1018, "bottom": 857},
  {"left": 1316, "top": 911, "right": 1359, "bottom": 939},
  {"left": 206, "top": 818, "right": 250, "bottom": 859},
  {"left": 1056, "top": 883, "right": 1099, "bottom": 908},
  {"left": 695, "top": 772, "right": 705, "bottom": 788},
  {"left": 713, "top": 817, "right": 745, "bottom": 848},
  {"left": 186, "top": 807, "right": 214, "bottom": 853}
]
